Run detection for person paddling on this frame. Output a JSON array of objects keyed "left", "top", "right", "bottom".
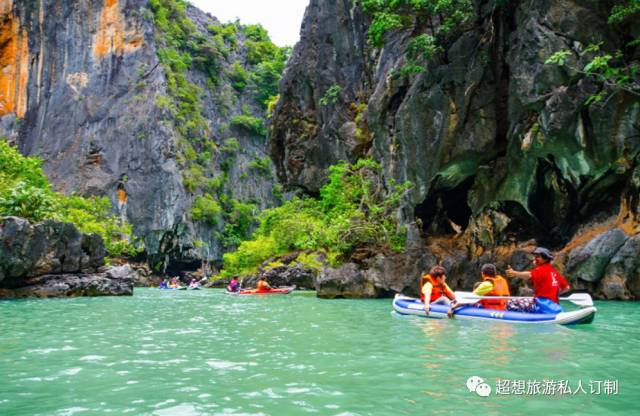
[
  {"left": 227, "top": 277, "right": 240, "bottom": 293},
  {"left": 256, "top": 277, "right": 272, "bottom": 291},
  {"left": 420, "top": 266, "right": 456, "bottom": 317},
  {"left": 506, "top": 247, "right": 571, "bottom": 314}
]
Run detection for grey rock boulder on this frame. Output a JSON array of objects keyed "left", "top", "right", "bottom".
[
  {"left": 0, "top": 265, "right": 134, "bottom": 298},
  {"left": 565, "top": 228, "right": 628, "bottom": 282},
  {"left": 600, "top": 233, "right": 640, "bottom": 299},
  {"left": 316, "top": 263, "right": 379, "bottom": 298},
  {"left": 0, "top": 217, "right": 106, "bottom": 286}
]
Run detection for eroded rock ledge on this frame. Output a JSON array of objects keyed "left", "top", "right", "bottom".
[{"left": 0, "top": 216, "right": 133, "bottom": 298}]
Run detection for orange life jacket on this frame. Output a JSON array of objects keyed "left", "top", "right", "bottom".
[
  {"left": 420, "top": 274, "right": 454, "bottom": 303},
  {"left": 117, "top": 189, "right": 127, "bottom": 203},
  {"left": 479, "top": 275, "right": 510, "bottom": 310},
  {"left": 256, "top": 280, "right": 270, "bottom": 291}
]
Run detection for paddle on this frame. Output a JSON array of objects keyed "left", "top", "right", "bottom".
[{"left": 454, "top": 291, "right": 594, "bottom": 308}]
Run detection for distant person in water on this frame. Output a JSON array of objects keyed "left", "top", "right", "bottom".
[
  {"left": 256, "top": 277, "right": 272, "bottom": 291},
  {"left": 158, "top": 279, "right": 168, "bottom": 289},
  {"left": 506, "top": 247, "right": 570, "bottom": 314},
  {"left": 420, "top": 265, "right": 456, "bottom": 317},
  {"left": 169, "top": 277, "right": 181, "bottom": 289}
]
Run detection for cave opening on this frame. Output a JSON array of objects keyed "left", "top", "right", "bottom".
[
  {"left": 165, "top": 259, "right": 202, "bottom": 277},
  {"left": 414, "top": 176, "right": 474, "bottom": 235}
]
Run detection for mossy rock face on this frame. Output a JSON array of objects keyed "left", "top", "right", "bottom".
[{"left": 271, "top": 0, "right": 640, "bottom": 247}]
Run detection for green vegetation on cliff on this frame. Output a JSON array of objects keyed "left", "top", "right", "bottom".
[
  {"left": 0, "top": 141, "right": 137, "bottom": 257},
  {"left": 358, "top": 0, "right": 473, "bottom": 75},
  {"left": 149, "top": 0, "right": 287, "bottom": 250},
  {"left": 359, "top": 0, "right": 472, "bottom": 43},
  {"left": 219, "top": 159, "right": 411, "bottom": 277},
  {"left": 545, "top": 1, "right": 639, "bottom": 103}
]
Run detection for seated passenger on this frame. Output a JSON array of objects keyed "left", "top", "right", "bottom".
[
  {"left": 256, "top": 277, "right": 272, "bottom": 291},
  {"left": 420, "top": 265, "right": 456, "bottom": 317},
  {"left": 474, "top": 263, "right": 510, "bottom": 310}
]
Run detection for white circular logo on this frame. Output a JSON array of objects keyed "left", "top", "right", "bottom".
[{"left": 467, "top": 376, "right": 492, "bottom": 397}]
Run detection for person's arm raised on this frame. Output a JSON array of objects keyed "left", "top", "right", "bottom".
[{"left": 506, "top": 265, "right": 531, "bottom": 280}]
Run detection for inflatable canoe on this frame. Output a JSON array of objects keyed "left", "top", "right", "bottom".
[
  {"left": 392, "top": 294, "right": 596, "bottom": 325},
  {"left": 227, "top": 286, "right": 296, "bottom": 295}
]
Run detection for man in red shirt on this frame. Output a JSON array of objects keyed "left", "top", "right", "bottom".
[{"left": 506, "top": 247, "right": 571, "bottom": 314}]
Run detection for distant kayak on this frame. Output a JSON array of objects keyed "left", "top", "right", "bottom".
[
  {"left": 227, "top": 286, "right": 296, "bottom": 295},
  {"left": 392, "top": 294, "right": 596, "bottom": 325}
]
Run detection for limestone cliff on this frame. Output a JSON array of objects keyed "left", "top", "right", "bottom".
[
  {"left": 0, "top": 0, "right": 279, "bottom": 270},
  {"left": 271, "top": 0, "right": 640, "bottom": 298}
]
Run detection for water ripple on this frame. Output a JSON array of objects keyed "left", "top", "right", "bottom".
[{"left": 0, "top": 290, "right": 637, "bottom": 415}]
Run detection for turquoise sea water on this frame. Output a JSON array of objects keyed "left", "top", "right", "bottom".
[{"left": 1, "top": 289, "right": 639, "bottom": 415}]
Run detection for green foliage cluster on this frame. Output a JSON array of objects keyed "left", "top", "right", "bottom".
[
  {"left": 359, "top": 0, "right": 472, "bottom": 47},
  {"left": 220, "top": 199, "right": 258, "bottom": 248},
  {"left": 0, "top": 141, "right": 138, "bottom": 257},
  {"left": 546, "top": 29, "right": 640, "bottom": 104},
  {"left": 238, "top": 24, "right": 290, "bottom": 109},
  {"left": 231, "top": 114, "right": 267, "bottom": 136},
  {"left": 320, "top": 85, "right": 343, "bottom": 106},
  {"left": 191, "top": 194, "right": 222, "bottom": 225},
  {"left": 220, "top": 159, "right": 411, "bottom": 277},
  {"left": 358, "top": 0, "right": 472, "bottom": 76},
  {"left": 230, "top": 62, "right": 249, "bottom": 91},
  {"left": 400, "top": 34, "right": 441, "bottom": 76},
  {"left": 220, "top": 137, "right": 241, "bottom": 154},
  {"left": 248, "top": 157, "right": 272, "bottom": 176}
]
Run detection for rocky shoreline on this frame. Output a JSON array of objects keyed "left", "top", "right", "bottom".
[
  {"left": 2, "top": 211, "right": 638, "bottom": 301},
  {"left": 222, "top": 213, "right": 639, "bottom": 301},
  {"left": 0, "top": 217, "right": 133, "bottom": 299}
]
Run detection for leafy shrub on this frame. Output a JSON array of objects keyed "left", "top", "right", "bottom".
[
  {"left": 222, "top": 235, "right": 278, "bottom": 276},
  {"left": 231, "top": 114, "right": 267, "bottom": 136},
  {"left": 320, "top": 85, "right": 343, "bottom": 106},
  {"left": 0, "top": 181, "right": 54, "bottom": 222},
  {"left": 221, "top": 199, "right": 258, "bottom": 248},
  {"left": 220, "top": 137, "right": 241, "bottom": 153},
  {"left": 182, "top": 164, "right": 206, "bottom": 192},
  {"left": 0, "top": 140, "right": 137, "bottom": 256},
  {"left": 248, "top": 156, "right": 272, "bottom": 175},
  {"left": 230, "top": 62, "right": 249, "bottom": 91},
  {"left": 218, "top": 159, "right": 411, "bottom": 276},
  {"left": 191, "top": 194, "right": 222, "bottom": 225}
]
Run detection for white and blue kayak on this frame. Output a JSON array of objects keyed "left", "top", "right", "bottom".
[{"left": 392, "top": 294, "right": 597, "bottom": 325}]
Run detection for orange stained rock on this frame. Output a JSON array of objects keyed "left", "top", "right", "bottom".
[
  {"left": 94, "top": 0, "right": 144, "bottom": 60},
  {"left": 0, "top": 0, "right": 13, "bottom": 16},
  {"left": 0, "top": 8, "right": 29, "bottom": 118},
  {"left": 94, "top": 0, "right": 124, "bottom": 59}
]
